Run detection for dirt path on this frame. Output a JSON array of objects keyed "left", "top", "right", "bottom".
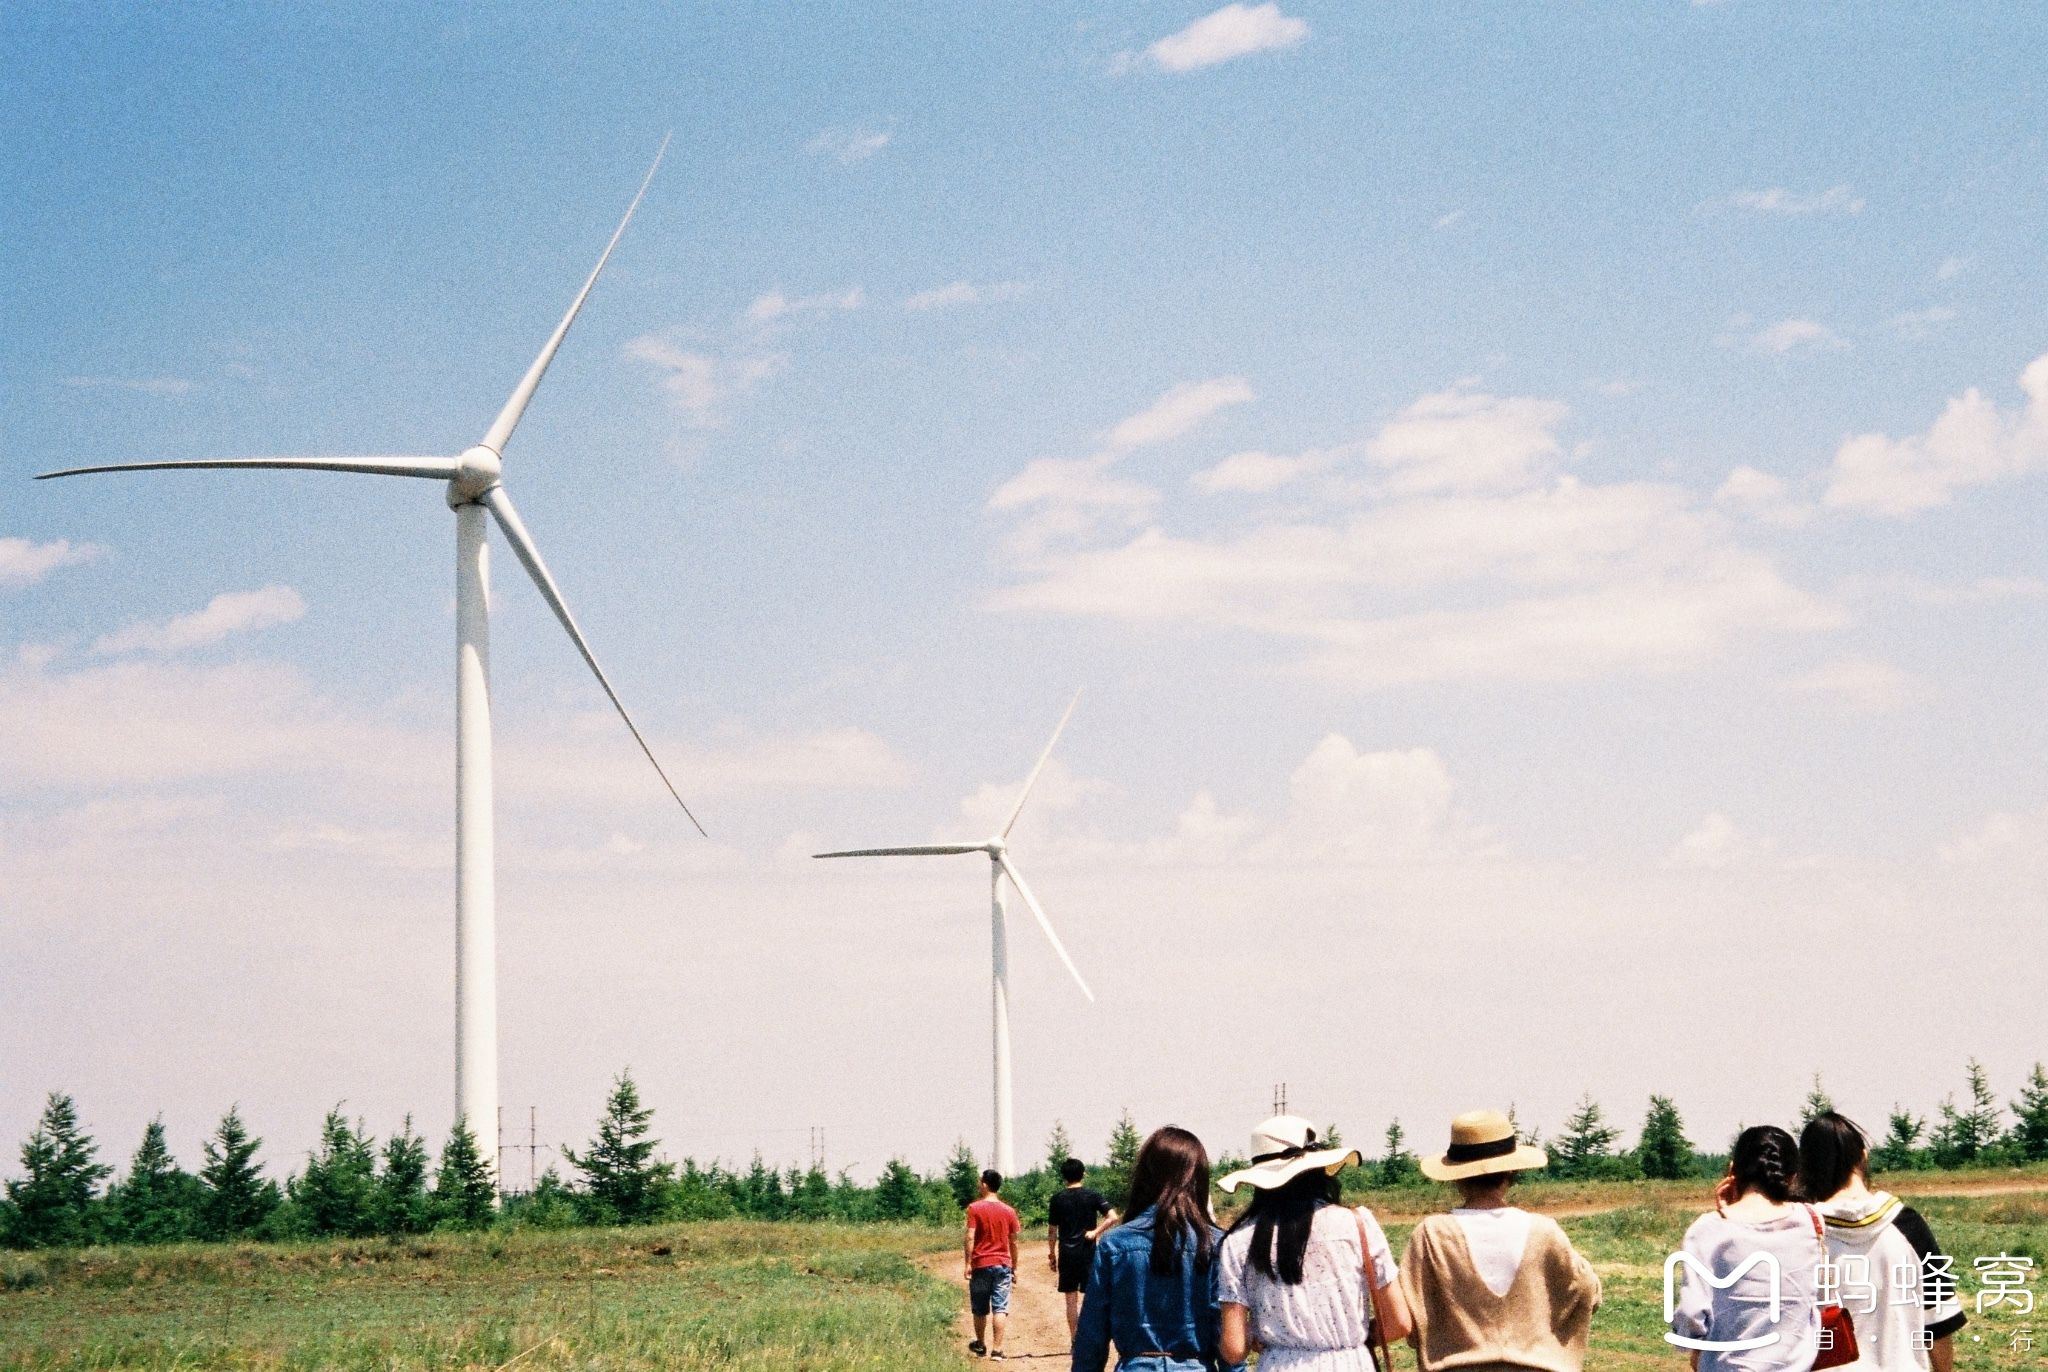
[{"left": 918, "top": 1251, "right": 1074, "bottom": 1365}]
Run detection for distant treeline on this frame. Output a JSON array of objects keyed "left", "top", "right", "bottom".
[{"left": 6, "top": 1060, "right": 2047, "bottom": 1251}]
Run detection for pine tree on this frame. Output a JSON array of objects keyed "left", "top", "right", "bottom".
[
  {"left": 1929, "top": 1060, "right": 2003, "bottom": 1167},
  {"left": 198, "top": 1106, "right": 277, "bottom": 1240},
  {"left": 943, "top": 1140, "right": 982, "bottom": 1208},
  {"left": 873, "top": 1158, "right": 922, "bottom": 1220},
  {"left": 1872, "top": 1107, "right": 1925, "bottom": 1173},
  {"left": 1552, "top": 1095, "right": 1621, "bottom": 1180},
  {"left": 3, "top": 1093, "right": 111, "bottom": 1248},
  {"left": 106, "top": 1118, "right": 201, "bottom": 1245},
  {"left": 2008, "top": 1063, "right": 2048, "bottom": 1162},
  {"left": 562, "top": 1071, "right": 672, "bottom": 1225},
  {"left": 1044, "top": 1122, "right": 1075, "bottom": 1173},
  {"left": 292, "top": 1108, "right": 378, "bottom": 1237},
  {"left": 375, "top": 1116, "right": 433, "bottom": 1236},
  {"left": 1800, "top": 1074, "right": 1835, "bottom": 1125},
  {"left": 737, "top": 1155, "right": 787, "bottom": 1220},
  {"left": 1324, "top": 1124, "right": 1345, "bottom": 1150},
  {"left": 1100, "top": 1110, "right": 1143, "bottom": 1207},
  {"left": 1636, "top": 1096, "right": 1695, "bottom": 1179},
  {"left": 791, "top": 1164, "right": 833, "bottom": 1221},
  {"left": 1378, "top": 1120, "right": 1418, "bottom": 1186},
  {"left": 433, "top": 1117, "right": 498, "bottom": 1230}
]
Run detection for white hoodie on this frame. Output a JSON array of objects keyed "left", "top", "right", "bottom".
[{"left": 1813, "top": 1190, "right": 1967, "bottom": 1371}]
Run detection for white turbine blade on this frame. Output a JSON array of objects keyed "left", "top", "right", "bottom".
[
  {"left": 480, "top": 485, "right": 705, "bottom": 837},
  {"left": 813, "top": 844, "right": 987, "bottom": 859},
  {"left": 36, "top": 456, "right": 458, "bottom": 481},
  {"left": 480, "top": 134, "right": 671, "bottom": 456},
  {"left": 995, "top": 852, "right": 1094, "bottom": 1002},
  {"left": 1002, "top": 688, "right": 1083, "bottom": 838}
]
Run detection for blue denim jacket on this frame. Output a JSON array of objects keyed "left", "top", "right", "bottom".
[{"left": 1071, "top": 1207, "right": 1245, "bottom": 1372}]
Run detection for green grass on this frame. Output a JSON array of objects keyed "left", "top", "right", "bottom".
[
  {"left": 0, "top": 1223, "right": 960, "bottom": 1370},
  {"left": 5, "top": 1179, "right": 2043, "bottom": 1369}
]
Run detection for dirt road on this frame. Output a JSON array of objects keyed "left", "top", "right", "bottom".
[{"left": 919, "top": 1250, "right": 1074, "bottom": 1365}]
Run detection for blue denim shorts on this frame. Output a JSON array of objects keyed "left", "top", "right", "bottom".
[{"left": 969, "top": 1264, "right": 1013, "bottom": 1316}]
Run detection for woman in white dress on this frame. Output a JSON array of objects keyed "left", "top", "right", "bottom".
[{"left": 1216, "top": 1115, "right": 1412, "bottom": 1372}]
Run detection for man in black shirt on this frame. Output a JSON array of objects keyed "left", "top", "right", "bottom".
[{"left": 1045, "top": 1157, "right": 1117, "bottom": 1337}]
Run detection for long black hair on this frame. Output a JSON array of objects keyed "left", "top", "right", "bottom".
[
  {"left": 1796, "top": 1112, "right": 1869, "bottom": 1202},
  {"left": 1727, "top": 1125, "right": 1799, "bottom": 1203},
  {"left": 1125, "top": 1126, "right": 1216, "bottom": 1275},
  {"left": 1227, "top": 1168, "right": 1341, "bottom": 1285}
]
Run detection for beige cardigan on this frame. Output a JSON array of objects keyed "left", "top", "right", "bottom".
[{"left": 1399, "top": 1212, "right": 1601, "bottom": 1372}]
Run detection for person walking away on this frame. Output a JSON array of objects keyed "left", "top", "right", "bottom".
[
  {"left": 1216, "top": 1115, "right": 1412, "bottom": 1372},
  {"left": 1072, "top": 1125, "right": 1242, "bottom": 1372},
  {"left": 1797, "top": 1111, "right": 1966, "bottom": 1371},
  {"left": 1669, "top": 1125, "right": 1819, "bottom": 1372},
  {"left": 1051, "top": 1156, "right": 1120, "bottom": 1337},
  {"left": 965, "top": 1169, "right": 1021, "bottom": 1359},
  {"left": 1400, "top": 1109, "right": 1600, "bottom": 1372}
]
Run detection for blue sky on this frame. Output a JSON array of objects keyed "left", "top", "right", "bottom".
[{"left": 6, "top": 2, "right": 2048, "bottom": 1178}]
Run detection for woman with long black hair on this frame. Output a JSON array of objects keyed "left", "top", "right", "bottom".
[
  {"left": 1071, "top": 1125, "right": 1236, "bottom": 1372},
  {"left": 1215, "top": 1115, "right": 1412, "bottom": 1371}
]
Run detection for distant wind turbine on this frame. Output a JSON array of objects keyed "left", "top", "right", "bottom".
[
  {"left": 36, "top": 138, "right": 699, "bottom": 1172},
  {"left": 814, "top": 692, "right": 1094, "bottom": 1175}
]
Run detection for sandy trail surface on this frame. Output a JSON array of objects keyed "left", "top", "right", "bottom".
[{"left": 918, "top": 1250, "right": 1075, "bottom": 1365}]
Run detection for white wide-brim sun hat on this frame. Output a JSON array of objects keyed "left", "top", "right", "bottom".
[{"left": 1217, "top": 1114, "right": 1362, "bottom": 1193}]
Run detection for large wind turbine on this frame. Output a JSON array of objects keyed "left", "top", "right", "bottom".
[
  {"left": 36, "top": 140, "right": 699, "bottom": 1169},
  {"left": 814, "top": 693, "right": 1094, "bottom": 1175}
]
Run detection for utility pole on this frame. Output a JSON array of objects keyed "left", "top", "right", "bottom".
[{"left": 1272, "top": 1083, "right": 1289, "bottom": 1116}]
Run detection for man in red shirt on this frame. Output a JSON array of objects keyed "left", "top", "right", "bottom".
[{"left": 963, "top": 1168, "right": 1021, "bottom": 1359}]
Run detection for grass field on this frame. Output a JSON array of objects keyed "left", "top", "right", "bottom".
[
  {"left": 0, "top": 1223, "right": 961, "bottom": 1370},
  {"left": 3, "top": 1175, "right": 2042, "bottom": 1369}
]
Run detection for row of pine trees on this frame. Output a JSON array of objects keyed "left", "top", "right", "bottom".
[{"left": 8, "top": 1060, "right": 2047, "bottom": 1250}]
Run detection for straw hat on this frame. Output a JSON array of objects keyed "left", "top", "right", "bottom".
[
  {"left": 1420, "top": 1109, "right": 1548, "bottom": 1182},
  {"left": 1217, "top": 1115, "right": 1362, "bottom": 1193}
]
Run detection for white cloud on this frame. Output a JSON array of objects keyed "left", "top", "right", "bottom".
[
  {"left": 904, "top": 280, "right": 1030, "bottom": 312},
  {"left": 988, "top": 377, "right": 1255, "bottom": 552},
  {"left": 1714, "top": 466, "right": 1812, "bottom": 528},
  {"left": 0, "top": 654, "right": 417, "bottom": 792},
  {"left": 623, "top": 334, "right": 788, "bottom": 429},
  {"left": 1107, "top": 376, "right": 1255, "bottom": 450},
  {"left": 91, "top": 586, "right": 306, "bottom": 657},
  {"left": 1193, "top": 446, "right": 1346, "bottom": 495},
  {"left": 1783, "top": 657, "right": 1918, "bottom": 712},
  {"left": 1937, "top": 256, "right": 1971, "bottom": 281},
  {"left": 1724, "top": 318, "right": 1849, "bottom": 355},
  {"left": 59, "top": 375, "right": 196, "bottom": 397},
  {"left": 951, "top": 735, "right": 1492, "bottom": 867},
  {"left": 1366, "top": 383, "right": 1568, "bottom": 494},
  {"left": 989, "top": 379, "right": 1842, "bottom": 685},
  {"left": 1940, "top": 803, "right": 2048, "bottom": 866},
  {"left": 1669, "top": 812, "right": 1774, "bottom": 869},
  {"left": 1127, "top": 2, "right": 1309, "bottom": 74},
  {"left": 1713, "top": 185, "right": 1865, "bottom": 217},
  {"left": 806, "top": 126, "right": 891, "bottom": 164},
  {"left": 1263, "top": 737, "right": 1493, "bottom": 862},
  {"left": 1824, "top": 353, "right": 2048, "bottom": 516},
  {"left": 745, "top": 285, "right": 864, "bottom": 324},
  {"left": 1888, "top": 305, "right": 1957, "bottom": 339},
  {"left": 1433, "top": 210, "right": 1466, "bottom": 231},
  {"left": 0, "top": 536, "right": 103, "bottom": 589}
]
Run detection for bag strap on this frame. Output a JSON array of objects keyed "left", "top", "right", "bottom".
[{"left": 1352, "top": 1206, "right": 1392, "bottom": 1372}]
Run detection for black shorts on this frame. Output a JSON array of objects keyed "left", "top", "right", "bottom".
[{"left": 1056, "top": 1243, "right": 1095, "bottom": 1293}]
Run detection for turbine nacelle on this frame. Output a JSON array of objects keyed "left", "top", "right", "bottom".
[{"left": 446, "top": 445, "right": 504, "bottom": 508}]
